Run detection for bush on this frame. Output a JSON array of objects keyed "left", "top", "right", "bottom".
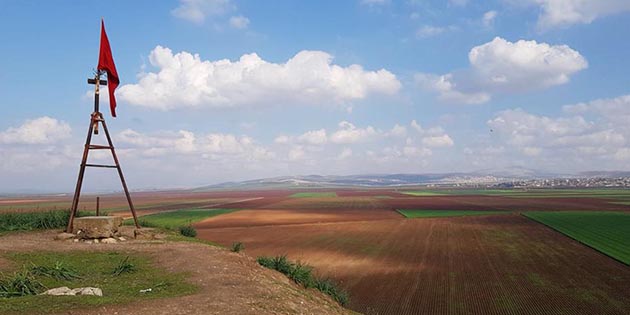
[
  {"left": 178, "top": 225, "right": 197, "bottom": 237},
  {"left": 256, "top": 255, "right": 348, "bottom": 306},
  {"left": 30, "top": 261, "right": 81, "bottom": 281},
  {"left": 0, "top": 270, "right": 45, "bottom": 298},
  {"left": 231, "top": 242, "right": 244, "bottom": 253}
]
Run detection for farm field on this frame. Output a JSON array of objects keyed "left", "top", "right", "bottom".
[
  {"left": 524, "top": 211, "right": 630, "bottom": 265},
  {"left": 397, "top": 209, "right": 510, "bottom": 218},
  {"left": 3, "top": 188, "right": 630, "bottom": 314}
]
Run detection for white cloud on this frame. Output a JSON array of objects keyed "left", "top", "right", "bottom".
[
  {"left": 274, "top": 135, "right": 291, "bottom": 144},
  {"left": 116, "top": 129, "right": 273, "bottom": 161},
  {"left": 0, "top": 117, "right": 71, "bottom": 144},
  {"left": 422, "top": 134, "right": 455, "bottom": 147},
  {"left": 417, "top": 37, "right": 587, "bottom": 104},
  {"left": 288, "top": 146, "right": 305, "bottom": 161},
  {"left": 487, "top": 106, "right": 626, "bottom": 158},
  {"left": 229, "top": 15, "right": 250, "bottom": 29},
  {"left": 387, "top": 124, "right": 407, "bottom": 137},
  {"left": 119, "top": 46, "right": 401, "bottom": 110},
  {"left": 297, "top": 129, "right": 328, "bottom": 145},
  {"left": 482, "top": 10, "right": 498, "bottom": 27},
  {"left": 330, "top": 121, "right": 379, "bottom": 144},
  {"left": 527, "top": 0, "right": 630, "bottom": 29},
  {"left": 563, "top": 94, "right": 630, "bottom": 125},
  {"left": 415, "top": 73, "right": 491, "bottom": 105},
  {"left": 172, "top": 0, "right": 233, "bottom": 24}
]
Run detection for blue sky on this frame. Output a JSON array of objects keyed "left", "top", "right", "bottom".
[{"left": 1, "top": 0, "right": 630, "bottom": 192}]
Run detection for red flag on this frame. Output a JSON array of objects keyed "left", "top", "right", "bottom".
[{"left": 97, "top": 20, "right": 119, "bottom": 117}]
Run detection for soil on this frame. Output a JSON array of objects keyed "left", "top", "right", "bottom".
[{"left": 0, "top": 231, "right": 355, "bottom": 315}]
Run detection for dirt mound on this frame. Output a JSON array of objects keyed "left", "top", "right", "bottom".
[{"left": 0, "top": 231, "right": 355, "bottom": 315}]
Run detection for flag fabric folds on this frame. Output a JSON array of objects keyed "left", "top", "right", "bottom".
[{"left": 97, "top": 20, "right": 120, "bottom": 117}]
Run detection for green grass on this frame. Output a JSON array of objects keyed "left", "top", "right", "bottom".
[
  {"left": 0, "top": 251, "right": 196, "bottom": 314},
  {"left": 400, "top": 191, "right": 445, "bottom": 196},
  {"left": 125, "top": 208, "right": 236, "bottom": 230},
  {"left": 523, "top": 211, "right": 630, "bottom": 265},
  {"left": 0, "top": 210, "right": 90, "bottom": 234},
  {"left": 397, "top": 209, "right": 510, "bottom": 218},
  {"left": 399, "top": 188, "right": 630, "bottom": 199},
  {"left": 289, "top": 192, "right": 337, "bottom": 198}
]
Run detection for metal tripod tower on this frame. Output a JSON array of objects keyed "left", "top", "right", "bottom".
[{"left": 65, "top": 70, "right": 140, "bottom": 233}]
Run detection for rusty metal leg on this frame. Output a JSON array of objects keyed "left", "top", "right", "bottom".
[
  {"left": 66, "top": 114, "right": 96, "bottom": 233},
  {"left": 100, "top": 116, "right": 140, "bottom": 228}
]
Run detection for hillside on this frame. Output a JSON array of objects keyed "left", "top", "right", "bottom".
[{"left": 0, "top": 231, "right": 356, "bottom": 315}]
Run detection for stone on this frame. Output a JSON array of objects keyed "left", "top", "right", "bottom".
[
  {"left": 42, "top": 287, "right": 103, "bottom": 297},
  {"left": 72, "top": 216, "right": 123, "bottom": 239},
  {"left": 42, "top": 287, "right": 74, "bottom": 296},
  {"left": 71, "top": 287, "right": 103, "bottom": 296},
  {"left": 118, "top": 237, "right": 126, "bottom": 241},
  {"left": 55, "top": 232, "right": 75, "bottom": 241},
  {"left": 101, "top": 237, "right": 117, "bottom": 244}
]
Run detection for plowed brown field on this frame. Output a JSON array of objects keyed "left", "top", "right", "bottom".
[{"left": 194, "top": 190, "right": 630, "bottom": 315}]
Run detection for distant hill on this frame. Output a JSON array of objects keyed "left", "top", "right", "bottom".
[{"left": 193, "top": 167, "right": 571, "bottom": 190}]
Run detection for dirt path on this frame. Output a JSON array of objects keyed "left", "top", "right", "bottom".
[{"left": 0, "top": 231, "right": 355, "bottom": 315}]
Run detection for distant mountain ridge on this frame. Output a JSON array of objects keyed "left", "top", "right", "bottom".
[
  {"left": 193, "top": 167, "right": 578, "bottom": 190},
  {"left": 194, "top": 167, "right": 630, "bottom": 190}
]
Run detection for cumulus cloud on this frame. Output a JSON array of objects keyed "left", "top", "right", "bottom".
[
  {"left": 422, "top": 134, "right": 455, "bottom": 147},
  {"left": 297, "top": 129, "right": 328, "bottom": 145},
  {"left": 487, "top": 102, "right": 628, "bottom": 161},
  {"left": 119, "top": 46, "right": 401, "bottom": 110},
  {"left": 172, "top": 0, "right": 234, "bottom": 24},
  {"left": 525, "top": 0, "right": 630, "bottom": 29},
  {"left": 229, "top": 15, "right": 250, "bottom": 29},
  {"left": 330, "top": 121, "right": 379, "bottom": 144},
  {"left": 116, "top": 129, "right": 273, "bottom": 161},
  {"left": 0, "top": 117, "right": 71, "bottom": 144},
  {"left": 417, "top": 37, "right": 587, "bottom": 104}
]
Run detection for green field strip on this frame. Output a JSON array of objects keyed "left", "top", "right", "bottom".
[
  {"left": 400, "top": 191, "right": 446, "bottom": 196},
  {"left": 125, "top": 208, "right": 237, "bottom": 229},
  {"left": 397, "top": 209, "right": 510, "bottom": 218},
  {"left": 289, "top": 192, "right": 338, "bottom": 198},
  {"left": 523, "top": 211, "right": 630, "bottom": 265}
]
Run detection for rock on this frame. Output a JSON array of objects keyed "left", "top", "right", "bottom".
[
  {"left": 71, "top": 287, "right": 103, "bottom": 296},
  {"left": 93, "top": 239, "right": 100, "bottom": 244},
  {"left": 72, "top": 216, "right": 123, "bottom": 239},
  {"left": 101, "top": 237, "right": 117, "bottom": 244},
  {"left": 118, "top": 237, "right": 126, "bottom": 241},
  {"left": 42, "top": 287, "right": 103, "bottom": 297},
  {"left": 55, "top": 232, "right": 75, "bottom": 241},
  {"left": 42, "top": 287, "right": 74, "bottom": 296}
]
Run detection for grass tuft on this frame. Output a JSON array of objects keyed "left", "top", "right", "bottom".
[
  {"left": 30, "top": 261, "right": 81, "bottom": 281},
  {"left": 0, "top": 270, "right": 45, "bottom": 298},
  {"left": 257, "top": 255, "right": 348, "bottom": 306},
  {"left": 230, "top": 242, "right": 244, "bottom": 253},
  {"left": 111, "top": 256, "right": 137, "bottom": 276},
  {"left": 178, "top": 225, "right": 197, "bottom": 238}
]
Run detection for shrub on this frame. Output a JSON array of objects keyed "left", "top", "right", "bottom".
[
  {"left": 178, "top": 225, "right": 197, "bottom": 237},
  {"left": 256, "top": 255, "right": 348, "bottom": 306},
  {"left": 111, "top": 256, "right": 136, "bottom": 276},
  {"left": 231, "top": 242, "right": 244, "bottom": 253},
  {"left": 30, "top": 261, "right": 81, "bottom": 281},
  {"left": 0, "top": 270, "right": 45, "bottom": 298},
  {"left": 315, "top": 278, "right": 349, "bottom": 306}
]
